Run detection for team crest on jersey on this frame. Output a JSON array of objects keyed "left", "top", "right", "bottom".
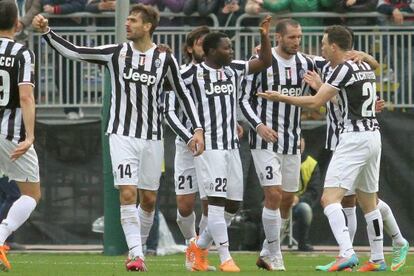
[
  {"left": 299, "top": 68, "right": 306, "bottom": 79},
  {"left": 154, "top": 58, "right": 162, "bottom": 68},
  {"left": 197, "top": 72, "right": 205, "bottom": 79}
]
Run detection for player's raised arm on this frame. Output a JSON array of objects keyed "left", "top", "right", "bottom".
[
  {"left": 32, "top": 14, "right": 117, "bottom": 65},
  {"left": 247, "top": 15, "right": 272, "bottom": 74}
]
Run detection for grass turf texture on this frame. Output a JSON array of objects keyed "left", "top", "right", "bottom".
[{"left": 5, "top": 252, "right": 413, "bottom": 275}]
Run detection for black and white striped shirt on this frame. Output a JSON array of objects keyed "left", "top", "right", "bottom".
[
  {"left": 240, "top": 49, "right": 314, "bottom": 154},
  {"left": 163, "top": 64, "right": 193, "bottom": 144},
  {"left": 325, "top": 60, "right": 379, "bottom": 134},
  {"left": 164, "top": 90, "right": 193, "bottom": 144},
  {"left": 314, "top": 56, "right": 340, "bottom": 151},
  {"left": 181, "top": 61, "right": 249, "bottom": 150},
  {"left": 0, "top": 38, "right": 35, "bottom": 143},
  {"left": 43, "top": 29, "right": 201, "bottom": 140}
]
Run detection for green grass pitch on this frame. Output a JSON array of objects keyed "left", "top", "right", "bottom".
[{"left": 5, "top": 252, "right": 413, "bottom": 275}]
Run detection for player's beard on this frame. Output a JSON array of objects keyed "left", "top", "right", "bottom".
[
  {"left": 193, "top": 52, "right": 204, "bottom": 64},
  {"left": 281, "top": 44, "right": 298, "bottom": 56}
]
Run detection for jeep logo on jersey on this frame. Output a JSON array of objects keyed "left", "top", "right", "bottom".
[
  {"left": 123, "top": 68, "right": 157, "bottom": 85},
  {"left": 275, "top": 84, "right": 302, "bottom": 96},
  {"left": 205, "top": 81, "right": 234, "bottom": 96}
]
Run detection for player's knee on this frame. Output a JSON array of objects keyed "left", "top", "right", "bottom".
[
  {"left": 140, "top": 193, "right": 157, "bottom": 210},
  {"left": 341, "top": 195, "right": 356, "bottom": 208},
  {"left": 177, "top": 203, "right": 194, "bottom": 217},
  {"left": 119, "top": 188, "right": 137, "bottom": 204},
  {"left": 281, "top": 194, "right": 294, "bottom": 209},
  {"left": 320, "top": 194, "right": 331, "bottom": 208},
  {"left": 264, "top": 187, "right": 282, "bottom": 203}
]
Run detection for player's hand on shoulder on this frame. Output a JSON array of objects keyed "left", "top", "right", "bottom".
[
  {"left": 256, "top": 124, "right": 277, "bottom": 143},
  {"left": 375, "top": 98, "right": 385, "bottom": 113},
  {"left": 345, "top": 50, "right": 365, "bottom": 64},
  {"left": 10, "top": 137, "right": 34, "bottom": 161},
  {"left": 32, "top": 15, "right": 49, "bottom": 33},
  {"left": 304, "top": 70, "right": 322, "bottom": 91},
  {"left": 157, "top": 44, "right": 172, "bottom": 54}
]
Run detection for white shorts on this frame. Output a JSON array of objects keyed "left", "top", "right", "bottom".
[
  {"left": 174, "top": 140, "right": 206, "bottom": 198},
  {"left": 0, "top": 137, "right": 39, "bottom": 183},
  {"left": 251, "top": 149, "right": 300, "bottom": 192},
  {"left": 325, "top": 130, "right": 381, "bottom": 193},
  {"left": 109, "top": 134, "right": 163, "bottom": 191},
  {"left": 194, "top": 149, "right": 243, "bottom": 201}
]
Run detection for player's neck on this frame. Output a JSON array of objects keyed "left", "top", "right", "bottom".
[
  {"left": 275, "top": 46, "right": 292, "bottom": 60},
  {"left": 204, "top": 59, "right": 221, "bottom": 69},
  {"left": 131, "top": 37, "right": 153, "bottom": 53},
  {"left": 330, "top": 52, "right": 346, "bottom": 68},
  {"left": 0, "top": 30, "right": 14, "bottom": 40}
]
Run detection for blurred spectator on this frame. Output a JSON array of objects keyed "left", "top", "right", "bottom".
[
  {"left": 377, "top": 0, "right": 414, "bottom": 25},
  {"left": 15, "top": 0, "right": 42, "bottom": 41},
  {"left": 140, "top": 0, "right": 186, "bottom": 13},
  {"left": 245, "top": 0, "right": 264, "bottom": 15},
  {"left": 261, "top": 0, "right": 321, "bottom": 27},
  {"left": 333, "top": 0, "right": 378, "bottom": 26},
  {"left": 86, "top": 0, "right": 117, "bottom": 13},
  {"left": 292, "top": 137, "right": 322, "bottom": 252},
  {"left": 41, "top": 0, "right": 87, "bottom": 119},
  {"left": 183, "top": 0, "right": 220, "bottom": 17},
  {"left": 222, "top": 0, "right": 240, "bottom": 14},
  {"left": 85, "top": 0, "right": 140, "bottom": 26}
]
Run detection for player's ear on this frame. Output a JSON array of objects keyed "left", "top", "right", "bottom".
[{"left": 144, "top": 22, "right": 152, "bottom": 33}]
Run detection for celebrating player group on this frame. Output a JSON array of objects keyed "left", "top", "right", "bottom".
[{"left": 0, "top": 0, "right": 408, "bottom": 273}]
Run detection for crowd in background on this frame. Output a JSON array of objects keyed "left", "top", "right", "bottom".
[{"left": 13, "top": 0, "right": 414, "bottom": 30}]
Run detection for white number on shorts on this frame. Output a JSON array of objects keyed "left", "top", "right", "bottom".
[
  {"left": 118, "top": 164, "right": 132, "bottom": 178},
  {"left": 214, "top": 178, "right": 227, "bottom": 192},
  {"left": 265, "top": 166, "right": 273, "bottom": 180},
  {"left": 178, "top": 175, "right": 193, "bottom": 190},
  {"left": 0, "top": 70, "right": 11, "bottom": 106},
  {"left": 361, "top": 82, "right": 376, "bottom": 117}
]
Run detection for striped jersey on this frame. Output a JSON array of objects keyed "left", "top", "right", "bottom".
[
  {"left": 314, "top": 56, "right": 341, "bottom": 151},
  {"left": 43, "top": 29, "right": 201, "bottom": 140},
  {"left": 163, "top": 64, "right": 193, "bottom": 144},
  {"left": 0, "top": 38, "right": 35, "bottom": 143},
  {"left": 240, "top": 49, "right": 315, "bottom": 154},
  {"left": 325, "top": 59, "right": 379, "bottom": 134},
  {"left": 181, "top": 60, "right": 249, "bottom": 150},
  {"left": 164, "top": 91, "right": 193, "bottom": 144}
]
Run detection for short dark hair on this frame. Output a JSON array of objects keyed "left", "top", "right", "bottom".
[
  {"left": 275, "top": 19, "right": 300, "bottom": 35},
  {"left": 183, "top": 26, "right": 210, "bottom": 62},
  {"left": 129, "top": 4, "right": 159, "bottom": 36},
  {"left": 0, "top": 0, "right": 17, "bottom": 31},
  {"left": 324, "top": 25, "right": 353, "bottom": 51},
  {"left": 343, "top": 26, "right": 355, "bottom": 48},
  {"left": 202, "top": 32, "right": 228, "bottom": 56}
]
